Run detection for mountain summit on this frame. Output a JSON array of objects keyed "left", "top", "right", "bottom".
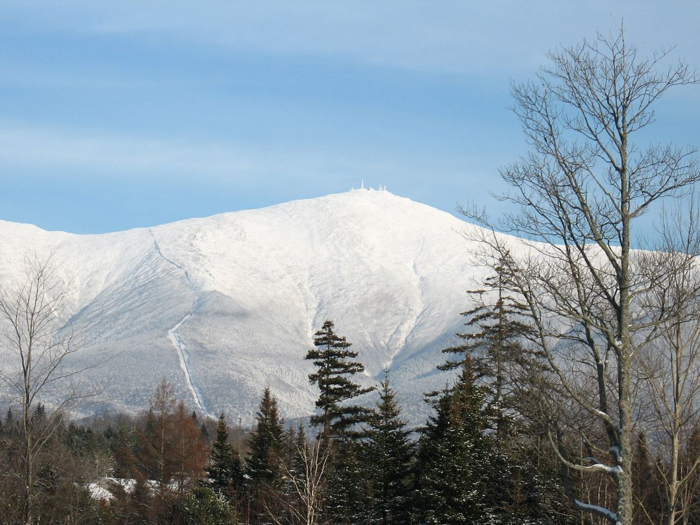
[{"left": 0, "top": 190, "right": 490, "bottom": 424}]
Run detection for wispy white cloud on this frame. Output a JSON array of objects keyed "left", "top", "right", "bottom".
[{"left": 6, "top": 1, "right": 700, "bottom": 77}]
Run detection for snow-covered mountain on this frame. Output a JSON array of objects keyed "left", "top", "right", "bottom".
[{"left": 0, "top": 190, "right": 496, "bottom": 425}]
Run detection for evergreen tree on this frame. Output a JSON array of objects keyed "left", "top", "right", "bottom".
[
  {"left": 305, "top": 320, "right": 373, "bottom": 439},
  {"left": 430, "top": 279, "right": 562, "bottom": 524},
  {"left": 325, "top": 440, "right": 368, "bottom": 525},
  {"left": 247, "top": 387, "right": 285, "bottom": 521},
  {"left": 305, "top": 321, "right": 374, "bottom": 524},
  {"left": 207, "top": 413, "right": 244, "bottom": 499},
  {"left": 290, "top": 423, "right": 308, "bottom": 481},
  {"left": 362, "top": 371, "right": 415, "bottom": 525},
  {"left": 441, "top": 256, "right": 534, "bottom": 440},
  {"left": 417, "top": 358, "right": 496, "bottom": 525},
  {"left": 168, "top": 486, "right": 233, "bottom": 525}
]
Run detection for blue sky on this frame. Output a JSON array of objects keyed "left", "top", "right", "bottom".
[{"left": 2, "top": 1, "right": 700, "bottom": 233}]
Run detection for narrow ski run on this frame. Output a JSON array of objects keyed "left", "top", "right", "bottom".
[
  {"left": 150, "top": 229, "right": 214, "bottom": 419},
  {"left": 167, "top": 312, "right": 213, "bottom": 418}
]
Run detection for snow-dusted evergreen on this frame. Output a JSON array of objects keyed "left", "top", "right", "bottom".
[
  {"left": 417, "top": 358, "right": 497, "bottom": 524},
  {"left": 361, "top": 372, "right": 415, "bottom": 525},
  {"left": 305, "top": 320, "right": 373, "bottom": 438},
  {"left": 206, "top": 413, "right": 243, "bottom": 500}
]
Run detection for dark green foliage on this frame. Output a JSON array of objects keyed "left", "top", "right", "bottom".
[
  {"left": 305, "top": 320, "right": 373, "bottom": 439},
  {"left": 247, "top": 387, "right": 286, "bottom": 521},
  {"left": 306, "top": 320, "right": 374, "bottom": 523},
  {"left": 326, "top": 440, "right": 368, "bottom": 525},
  {"left": 290, "top": 423, "right": 308, "bottom": 478},
  {"left": 442, "top": 257, "right": 536, "bottom": 440},
  {"left": 168, "top": 486, "right": 233, "bottom": 525},
  {"left": 247, "top": 387, "right": 285, "bottom": 485},
  {"left": 362, "top": 371, "right": 415, "bottom": 525},
  {"left": 207, "top": 413, "right": 244, "bottom": 499},
  {"left": 488, "top": 434, "right": 568, "bottom": 524},
  {"left": 31, "top": 402, "right": 47, "bottom": 425},
  {"left": 418, "top": 359, "right": 496, "bottom": 524},
  {"left": 427, "top": 261, "right": 569, "bottom": 524}
]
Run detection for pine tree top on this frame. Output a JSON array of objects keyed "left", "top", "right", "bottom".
[
  {"left": 305, "top": 320, "right": 374, "bottom": 440},
  {"left": 214, "top": 413, "right": 230, "bottom": 448}
]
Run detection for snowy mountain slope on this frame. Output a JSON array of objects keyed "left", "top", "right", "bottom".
[{"left": 0, "top": 190, "right": 501, "bottom": 425}]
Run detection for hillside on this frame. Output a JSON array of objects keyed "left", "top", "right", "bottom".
[{"left": 0, "top": 189, "right": 496, "bottom": 425}]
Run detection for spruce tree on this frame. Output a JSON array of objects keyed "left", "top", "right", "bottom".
[
  {"left": 290, "top": 423, "right": 308, "bottom": 482},
  {"left": 207, "top": 413, "right": 244, "bottom": 500},
  {"left": 441, "top": 256, "right": 534, "bottom": 440},
  {"left": 247, "top": 388, "right": 285, "bottom": 484},
  {"left": 325, "top": 440, "right": 368, "bottom": 525},
  {"left": 433, "top": 270, "right": 559, "bottom": 524},
  {"left": 305, "top": 320, "right": 373, "bottom": 440},
  {"left": 246, "top": 387, "right": 285, "bottom": 521},
  {"left": 362, "top": 371, "right": 415, "bottom": 525},
  {"left": 168, "top": 486, "right": 233, "bottom": 525},
  {"left": 418, "top": 358, "right": 496, "bottom": 525},
  {"left": 305, "top": 321, "right": 374, "bottom": 524}
]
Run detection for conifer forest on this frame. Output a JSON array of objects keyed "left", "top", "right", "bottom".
[{"left": 3, "top": 27, "right": 700, "bottom": 525}]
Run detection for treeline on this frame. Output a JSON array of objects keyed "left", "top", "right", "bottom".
[{"left": 2, "top": 311, "right": 700, "bottom": 524}]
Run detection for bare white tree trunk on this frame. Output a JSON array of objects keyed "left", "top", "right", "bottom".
[{"left": 269, "top": 439, "right": 331, "bottom": 525}]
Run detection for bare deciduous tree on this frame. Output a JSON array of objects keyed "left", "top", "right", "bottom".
[
  {"left": 0, "top": 254, "right": 89, "bottom": 524},
  {"left": 465, "top": 28, "right": 700, "bottom": 524},
  {"left": 636, "top": 206, "right": 700, "bottom": 525}
]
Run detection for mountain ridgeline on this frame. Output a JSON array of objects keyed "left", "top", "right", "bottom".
[{"left": 0, "top": 190, "right": 492, "bottom": 423}]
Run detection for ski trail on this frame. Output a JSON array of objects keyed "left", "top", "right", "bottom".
[
  {"left": 149, "top": 229, "right": 215, "bottom": 419},
  {"left": 167, "top": 313, "right": 212, "bottom": 418}
]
